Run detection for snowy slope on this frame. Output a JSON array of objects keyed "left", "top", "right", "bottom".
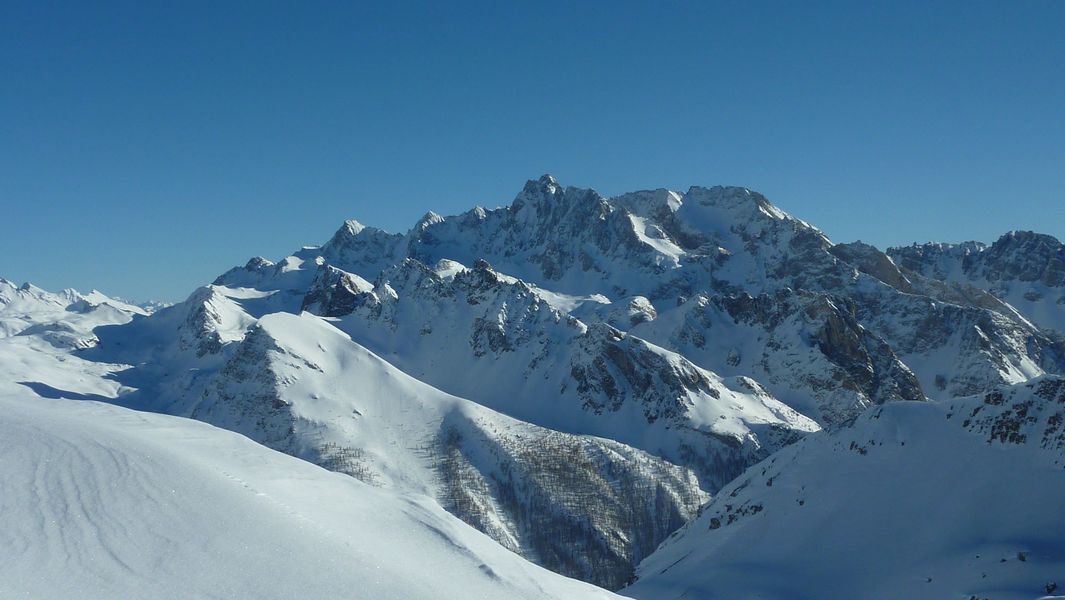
[
  {"left": 0, "top": 284, "right": 628, "bottom": 596},
  {"left": 82, "top": 289, "right": 707, "bottom": 589},
  {"left": 317, "top": 259, "right": 819, "bottom": 483},
  {"left": 0, "top": 390, "right": 622, "bottom": 600},
  {"left": 625, "top": 379, "right": 1065, "bottom": 600},
  {"left": 176, "top": 257, "right": 819, "bottom": 493}
]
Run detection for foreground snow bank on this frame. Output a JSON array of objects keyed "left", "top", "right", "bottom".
[{"left": 0, "top": 392, "right": 622, "bottom": 600}]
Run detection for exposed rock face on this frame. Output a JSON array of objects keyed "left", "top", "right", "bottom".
[
  {"left": 948, "top": 376, "right": 1065, "bottom": 454},
  {"left": 829, "top": 241, "right": 915, "bottom": 293},
  {"left": 300, "top": 264, "right": 373, "bottom": 317},
  {"left": 314, "top": 175, "right": 695, "bottom": 298},
  {"left": 979, "top": 232, "right": 1065, "bottom": 286},
  {"left": 633, "top": 288, "right": 924, "bottom": 425},
  {"left": 888, "top": 232, "right": 1065, "bottom": 332},
  {"left": 892, "top": 232, "right": 1065, "bottom": 288},
  {"left": 183, "top": 176, "right": 1063, "bottom": 586},
  {"left": 302, "top": 176, "right": 1065, "bottom": 407},
  {"left": 841, "top": 277, "right": 1065, "bottom": 397}
]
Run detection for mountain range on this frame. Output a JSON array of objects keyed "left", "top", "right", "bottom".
[{"left": 3, "top": 175, "right": 1063, "bottom": 599}]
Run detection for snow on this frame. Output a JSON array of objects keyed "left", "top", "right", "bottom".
[
  {"left": 992, "top": 281, "right": 1065, "bottom": 334},
  {"left": 1, "top": 280, "right": 132, "bottom": 337},
  {"left": 531, "top": 286, "right": 612, "bottom": 313},
  {"left": 4, "top": 174, "right": 1064, "bottom": 598},
  {"left": 0, "top": 285, "right": 673, "bottom": 595},
  {"left": 886, "top": 236, "right": 1065, "bottom": 334},
  {"left": 432, "top": 258, "right": 468, "bottom": 280},
  {"left": 0, "top": 295, "right": 622, "bottom": 600},
  {"left": 626, "top": 394, "right": 1065, "bottom": 600},
  {"left": 317, "top": 267, "right": 818, "bottom": 490},
  {"left": 0, "top": 391, "right": 622, "bottom": 600},
  {"left": 627, "top": 214, "right": 685, "bottom": 268}
]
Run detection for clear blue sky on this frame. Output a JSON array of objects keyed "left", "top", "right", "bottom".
[{"left": 2, "top": 1, "right": 1063, "bottom": 301}]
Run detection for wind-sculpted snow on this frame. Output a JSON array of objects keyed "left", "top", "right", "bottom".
[
  {"left": 0, "top": 391, "right": 622, "bottom": 600},
  {"left": 626, "top": 379, "right": 1065, "bottom": 600},
  {"left": 81, "top": 258, "right": 807, "bottom": 585}
]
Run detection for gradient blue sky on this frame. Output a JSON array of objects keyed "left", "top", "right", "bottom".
[{"left": 2, "top": 1, "right": 1063, "bottom": 301}]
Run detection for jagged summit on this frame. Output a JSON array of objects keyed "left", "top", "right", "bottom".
[
  {"left": 415, "top": 211, "right": 444, "bottom": 229},
  {"left": 341, "top": 218, "right": 366, "bottom": 235},
  {"left": 244, "top": 256, "right": 275, "bottom": 270},
  {"left": 685, "top": 185, "right": 782, "bottom": 216},
  {"left": 310, "top": 175, "right": 838, "bottom": 299},
  {"left": 998, "top": 229, "right": 1062, "bottom": 245},
  {"left": 888, "top": 228, "right": 1065, "bottom": 331},
  {"left": 526, "top": 173, "right": 560, "bottom": 192}
]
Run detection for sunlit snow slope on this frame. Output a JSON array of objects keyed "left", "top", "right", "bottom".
[
  {"left": 0, "top": 391, "right": 622, "bottom": 600},
  {"left": 625, "top": 382, "right": 1065, "bottom": 600}
]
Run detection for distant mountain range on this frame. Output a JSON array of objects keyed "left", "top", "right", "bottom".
[{"left": 3, "top": 175, "right": 1063, "bottom": 599}]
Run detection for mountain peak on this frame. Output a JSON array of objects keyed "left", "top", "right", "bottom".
[
  {"left": 244, "top": 256, "right": 275, "bottom": 270},
  {"left": 521, "top": 174, "right": 562, "bottom": 197},
  {"left": 341, "top": 219, "right": 366, "bottom": 236},
  {"left": 684, "top": 185, "right": 785, "bottom": 220},
  {"left": 995, "top": 230, "right": 1062, "bottom": 248},
  {"left": 416, "top": 211, "right": 445, "bottom": 229}
]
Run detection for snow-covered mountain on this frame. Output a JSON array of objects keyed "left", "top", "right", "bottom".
[
  {"left": 301, "top": 175, "right": 1065, "bottom": 404},
  {"left": 0, "top": 281, "right": 617, "bottom": 598},
  {"left": 4, "top": 174, "right": 1064, "bottom": 597},
  {"left": 625, "top": 377, "right": 1065, "bottom": 600},
  {"left": 889, "top": 231, "right": 1065, "bottom": 333},
  {"left": 88, "top": 302, "right": 707, "bottom": 589},
  {"left": 0, "top": 277, "right": 149, "bottom": 344}
]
